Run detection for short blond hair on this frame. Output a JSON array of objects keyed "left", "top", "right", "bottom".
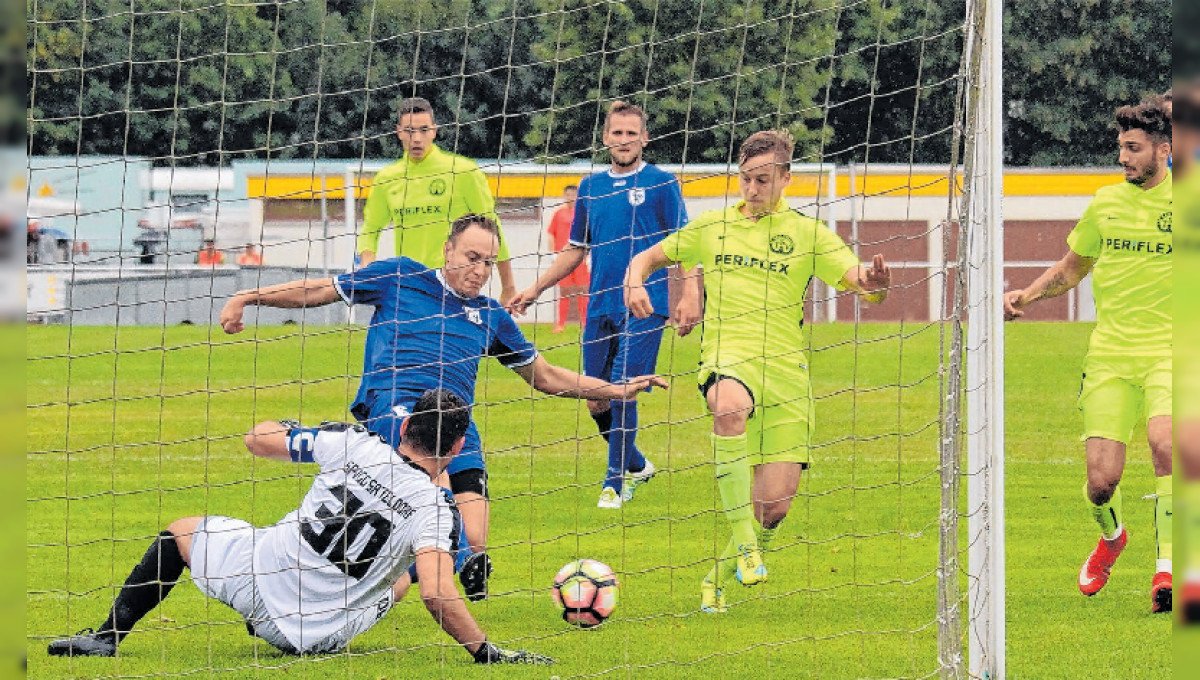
[
  {"left": 738, "top": 130, "right": 794, "bottom": 170},
  {"left": 604, "top": 100, "right": 648, "bottom": 133}
]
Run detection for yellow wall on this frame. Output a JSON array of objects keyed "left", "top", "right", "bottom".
[{"left": 246, "top": 169, "right": 1125, "bottom": 201}]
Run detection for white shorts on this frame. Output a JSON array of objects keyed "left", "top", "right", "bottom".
[
  {"left": 189, "top": 515, "right": 395, "bottom": 654},
  {"left": 189, "top": 516, "right": 298, "bottom": 654}
]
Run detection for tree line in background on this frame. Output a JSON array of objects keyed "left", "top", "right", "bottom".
[{"left": 27, "top": 0, "right": 1170, "bottom": 168}]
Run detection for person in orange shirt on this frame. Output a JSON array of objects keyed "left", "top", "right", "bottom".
[
  {"left": 236, "top": 244, "right": 263, "bottom": 266},
  {"left": 546, "top": 185, "right": 588, "bottom": 333},
  {"left": 197, "top": 241, "right": 225, "bottom": 266}
]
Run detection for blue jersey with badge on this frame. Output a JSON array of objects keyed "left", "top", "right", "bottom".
[
  {"left": 569, "top": 162, "right": 687, "bottom": 317},
  {"left": 334, "top": 257, "right": 538, "bottom": 415}
]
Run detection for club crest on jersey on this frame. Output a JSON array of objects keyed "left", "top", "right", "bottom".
[
  {"left": 769, "top": 234, "right": 795, "bottom": 255},
  {"left": 1157, "top": 211, "right": 1172, "bottom": 233},
  {"left": 430, "top": 178, "right": 447, "bottom": 196},
  {"left": 465, "top": 307, "right": 482, "bottom": 325},
  {"left": 628, "top": 188, "right": 646, "bottom": 206}
]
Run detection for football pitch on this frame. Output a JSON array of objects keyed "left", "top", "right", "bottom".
[{"left": 27, "top": 322, "right": 1169, "bottom": 679}]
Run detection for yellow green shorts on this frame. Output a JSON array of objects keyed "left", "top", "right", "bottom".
[
  {"left": 698, "top": 361, "right": 815, "bottom": 466},
  {"left": 1078, "top": 355, "right": 1172, "bottom": 444}
]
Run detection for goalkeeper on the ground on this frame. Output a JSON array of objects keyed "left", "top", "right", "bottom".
[
  {"left": 47, "top": 389, "right": 552, "bottom": 663},
  {"left": 624, "top": 130, "right": 891, "bottom": 612}
]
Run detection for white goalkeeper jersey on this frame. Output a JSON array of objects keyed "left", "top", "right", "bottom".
[{"left": 253, "top": 422, "right": 459, "bottom": 651}]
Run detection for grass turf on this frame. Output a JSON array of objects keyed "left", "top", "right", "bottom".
[{"left": 26, "top": 322, "right": 1169, "bottom": 679}]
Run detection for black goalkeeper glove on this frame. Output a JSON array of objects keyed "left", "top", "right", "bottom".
[{"left": 471, "top": 641, "right": 554, "bottom": 665}]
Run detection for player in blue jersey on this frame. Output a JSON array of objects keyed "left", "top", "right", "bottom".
[
  {"left": 220, "top": 214, "right": 668, "bottom": 599},
  {"left": 509, "top": 100, "right": 703, "bottom": 509}
]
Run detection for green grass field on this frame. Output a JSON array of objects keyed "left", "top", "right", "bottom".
[{"left": 26, "top": 322, "right": 1169, "bottom": 679}]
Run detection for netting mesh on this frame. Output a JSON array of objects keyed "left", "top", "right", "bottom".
[{"left": 26, "top": 1, "right": 985, "bottom": 678}]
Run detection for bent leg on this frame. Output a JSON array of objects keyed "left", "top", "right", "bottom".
[
  {"left": 103, "top": 517, "right": 197, "bottom": 642},
  {"left": 753, "top": 462, "right": 803, "bottom": 531},
  {"left": 1085, "top": 437, "right": 1127, "bottom": 538}
]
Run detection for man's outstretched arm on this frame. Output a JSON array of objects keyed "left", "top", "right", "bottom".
[
  {"left": 1004, "top": 250, "right": 1096, "bottom": 320},
  {"left": 510, "top": 356, "right": 668, "bottom": 401},
  {"left": 220, "top": 278, "right": 340, "bottom": 333},
  {"left": 507, "top": 246, "right": 588, "bottom": 315},
  {"left": 414, "top": 548, "right": 553, "bottom": 664}
]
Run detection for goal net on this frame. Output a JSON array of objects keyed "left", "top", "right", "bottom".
[{"left": 26, "top": 1, "right": 999, "bottom": 678}]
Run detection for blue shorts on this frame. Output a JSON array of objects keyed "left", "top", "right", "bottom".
[
  {"left": 582, "top": 312, "right": 667, "bottom": 386},
  {"left": 355, "top": 389, "right": 485, "bottom": 476}
]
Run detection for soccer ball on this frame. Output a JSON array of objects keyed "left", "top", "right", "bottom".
[{"left": 551, "top": 559, "right": 618, "bottom": 628}]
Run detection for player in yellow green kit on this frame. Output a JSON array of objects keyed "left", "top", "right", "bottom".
[
  {"left": 1174, "top": 80, "right": 1200, "bottom": 623},
  {"left": 359, "top": 97, "right": 517, "bottom": 304},
  {"left": 625, "top": 130, "right": 891, "bottom": 612},
  {"left": 1005, "top": 97, "right": 1174, "bottom": 613}
]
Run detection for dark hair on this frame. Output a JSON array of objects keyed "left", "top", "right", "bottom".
[
  {"left": 1115, "top": 99, "right": 1171, "bottom": 145},
  {"left": 404, "top": 389, "right": 470, "bottom": 457},
  {"left": 448, "top": 213, "right": 501, "bottom": 246},
  {"left": 604, "top": 100, "right": 647, "bottom": 133},
  {"left": 738, "top": 130, "right": 795, "bottom": 170},
  {"left": 563, "top": 184, "right": 578, "bottom": 193},
  {"left": 398, "top": 97, "right": 435, "bottom": 123}
]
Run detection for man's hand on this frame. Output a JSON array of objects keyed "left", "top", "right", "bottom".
[
  {"left": 220, "top": 298, "right": 247, "bottom": 334},
  {"left": 861, "top": 254, "right": 891, "bottom": 293},
  {"left": 1003, "top": 290, "right": 1027, "bottom": 321},
  {"left": 499, "top": 286, "right": 518, "bottom": 309},
  {"left": 671, "top": 293, "right": 702, "bottom": 337},
  {"left": 625, "top": 283, "right": 654, "bottom": 319},
  {"left": 471, "top": 641, "right": 554, "bottom": 665},
  {"left": 505, "top": 286, "right": 540, "bottom": 316},
  {"left": 616, "top": 374, "right": 670, "bottom": 399}
]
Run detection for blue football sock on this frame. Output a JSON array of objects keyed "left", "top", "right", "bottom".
[
  {"left": 605, "top": 400, "right": 645, "bottom": 493},
  {"left": 617, "top": 400, "right": 646, "bottom": 472}
]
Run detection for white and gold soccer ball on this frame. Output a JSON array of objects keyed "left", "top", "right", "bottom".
[{"left": 551, "top": 559, "right": 618, "bottom": 628}]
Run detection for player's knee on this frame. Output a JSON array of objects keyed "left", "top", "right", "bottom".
[
  {"left": 758, "top": 506, "right": 789, "bottom": 529},
  {"left": 711, "top": 396, "right": 750, "bottom": 434},
  {"left": 1086, "top": 477, "right": 1120, "bottom": 505}
]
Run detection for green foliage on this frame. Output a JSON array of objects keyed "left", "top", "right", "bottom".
[
  {"left": 1003, "top": 0, "right": 1171, "bottom": 166},
  {"left": 25, "top": 0, "right": 1172, "bottom": 166}
]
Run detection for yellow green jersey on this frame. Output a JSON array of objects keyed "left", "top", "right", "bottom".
[
  {"left": 359, "top": 144, "right": 511, "bottom": 265},
  {"left": 660, "top": 199, "right": 860, "bottom": 372},
  {"left": 1067, "top": 173, "right": 1172, "bottom": 358},
  {"left": 1174, "top": 170, "right": 1199, "bottom": 418}
]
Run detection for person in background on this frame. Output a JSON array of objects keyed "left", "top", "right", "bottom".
[
  {"left": 237, "top": 244, "right": 263, "bottom": 267},
  {"left": 546, "top": 184, "right": 589, "bottom": 333},
  {"left": 197, "top": 240, "right": 224, "bottom": 266}
]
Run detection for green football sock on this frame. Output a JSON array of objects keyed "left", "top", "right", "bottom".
[
  {"left": 1086, "top": 483, "right": 1123, "bottom": 540},
  {"left": 1186, "top": 482, "right": 1200, "bottom": 577},
  {"left": 1155, "top": 475, "right": 1173, "bottom": 568},
  {"left": 703, "top": 536, "right": 741, "bottom": 589},
  {"left": 713, "top": 433, "right": 756, "bottom": 549}
]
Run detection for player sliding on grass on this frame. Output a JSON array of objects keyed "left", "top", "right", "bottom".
[
  {"left": 219, "top": 214, "right": 667, "bottom": 601},
  {"left": 625, "top": 130, "right": 890, "bottom": 612},
  {"left": 1004, "top": 97, "right": 1174, "bottom": 613},
  {"left": 48, "top": 389, "right": 552, "bottom": 663}
]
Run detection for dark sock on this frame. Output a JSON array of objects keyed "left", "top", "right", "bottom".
[
  {"left": 590, "top": 409, "right": 613, "bottom": 443},
  {"left": 97, "top": 531, "right": 186, "bottom": 643}
]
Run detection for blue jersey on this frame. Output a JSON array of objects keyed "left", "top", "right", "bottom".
[
  {"left": 334, "top": 257, "right": 539, "bottom": 416},
  {"left": 569, "top": 162, "right": 688, "bottom": 317}
]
